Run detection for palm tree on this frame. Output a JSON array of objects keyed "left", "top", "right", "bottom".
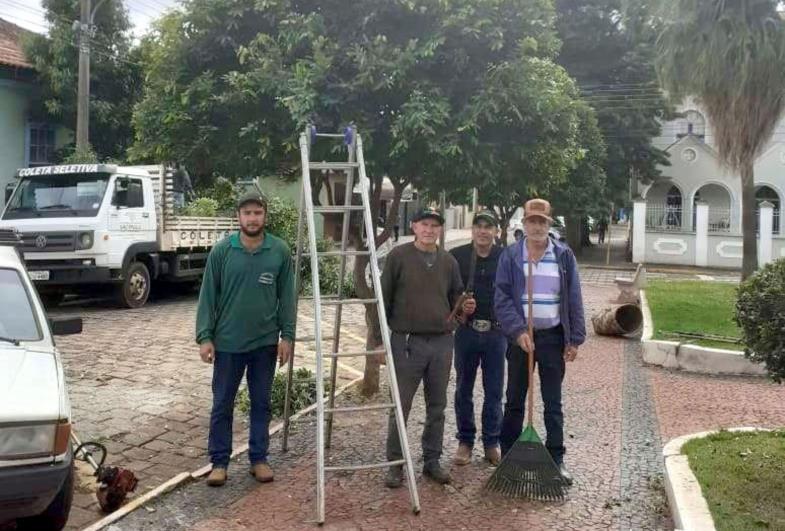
[{"left": 656, "top": 0, "right": 785, "bottom": 279}]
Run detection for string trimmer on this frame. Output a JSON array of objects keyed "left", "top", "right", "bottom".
[{"left": 72, "top": 431, "right": 138, "bottom": 512}]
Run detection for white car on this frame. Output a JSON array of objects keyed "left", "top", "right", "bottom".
[{"left": 0, "top": 230, "right": 82, "bottom": 530}]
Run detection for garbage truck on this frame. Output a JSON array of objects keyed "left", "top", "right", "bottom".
[{"left": 0, "top": 164, "right": 238, "bottom": 308}]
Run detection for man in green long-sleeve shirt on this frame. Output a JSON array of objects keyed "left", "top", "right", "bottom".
[{"left": 195, "top": 191, "right": 295, "bottom": 487}]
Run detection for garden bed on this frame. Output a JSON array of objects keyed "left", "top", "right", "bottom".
[
  {"left": 682, "top": 430, "right": 785, "bottom": 531},
  {"left": 645, "top": 280, "right": 744, "bottom": 351}
]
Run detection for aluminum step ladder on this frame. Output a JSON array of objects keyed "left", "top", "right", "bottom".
[{"left": 281, "top": 125, "right": 420, "bottom": 524}]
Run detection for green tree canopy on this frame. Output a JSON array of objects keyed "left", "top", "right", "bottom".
[{"left": 23, "top": 0, "right": 142, "bottom": 161}]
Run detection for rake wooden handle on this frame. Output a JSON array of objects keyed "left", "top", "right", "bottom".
[{"left": 526, "top": 253, "right": 535, "bottom": 427}]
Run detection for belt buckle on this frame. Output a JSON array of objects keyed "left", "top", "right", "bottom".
[{"left": 472, "top": 320, "right": 491, "bottom": 332}]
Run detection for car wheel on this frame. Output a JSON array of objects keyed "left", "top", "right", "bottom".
[
  {"left": 16, "top": 459, "right": 74, "bottom": 531},
  {"left": 116, "top": 261, "right": 151, "bottom": 309}
]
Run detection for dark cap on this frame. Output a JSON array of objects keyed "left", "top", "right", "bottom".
[
  {"left": 472, "top": 209, "right": 498, "bottom": 227},
  {"left": 412, "top": 206, "right": 445, "bottom": 225},
  {"left": 237, "top": 191, "right": 268, "bottom": 210}
]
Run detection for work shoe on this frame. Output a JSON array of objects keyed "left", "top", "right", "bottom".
[
  {"left": 453, "top": 443, "right": 472, "bottom": 466},
  {"left": 423, "top": 461, "right": 451, "bottom": 485},
  {"left": 250, "top": 462, "right": 275, "bottom": 483},
  {"left": 484, "top": 445, "right": 501, "bottom": 466},
  {"left": 206, "top": 467, "right": 227, "bottom": 487},
  {"left": 384, "top": 465, "right": 403, "bottom": 489},
  {"left": 558, "top": 463, "right": 573, "bottom": 486}
]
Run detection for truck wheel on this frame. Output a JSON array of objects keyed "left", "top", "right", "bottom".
[
  {"left": 16, "top": 459, "right": 74, "bottom": 531},
  {"left": 117, "top": 261, "right": 151, "bottom": 308}
]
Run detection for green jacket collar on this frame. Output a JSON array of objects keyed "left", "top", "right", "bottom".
[{"left": 230, "top": 231, "right": 272, "bottom": 253}]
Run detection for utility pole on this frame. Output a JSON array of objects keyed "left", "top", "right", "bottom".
[
  {"left": 75, "top": 0, "right": 107, "bottom": 150},
  {"left": 76, "top": 0, "right": 91, "bottom": 149}
]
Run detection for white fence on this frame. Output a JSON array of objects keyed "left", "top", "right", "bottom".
[{"left": 633, "top": 200, "right": 783, "bottom": 269}]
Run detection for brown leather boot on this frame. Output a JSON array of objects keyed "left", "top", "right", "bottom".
[
  {"left": 484, "top": 446, "right": 501, "bottom": 466},
  {"left": 206, "top": 467, "right": 227, "bottom": 487},
  {"left": 453, "top": 443, "right": 472, "bottom": 466},
  {"left": 250, "top": 462, "right": 275, "bottom": 483}
]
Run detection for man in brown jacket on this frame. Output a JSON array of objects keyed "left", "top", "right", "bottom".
[{"left": 381, "top": 207, "right": 468, "bottom": 488}]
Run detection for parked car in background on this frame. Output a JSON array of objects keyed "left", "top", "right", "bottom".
[{"left": 0, "top": 229, "right": 82, "bottom": 530}]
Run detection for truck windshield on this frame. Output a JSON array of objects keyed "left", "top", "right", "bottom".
[
  {"left": 2, "top": 173, "right": 111, "bottom": 219},
  {"left": 0, "top": 268, "right": 41, "bottom": 342}
]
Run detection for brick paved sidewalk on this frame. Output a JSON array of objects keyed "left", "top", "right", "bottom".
[
  {"left": 110, "top": 285, "right": 675, "bottom": 530},
  {"left": 48, "top": 294, "right": 369, "bottom": 529}
]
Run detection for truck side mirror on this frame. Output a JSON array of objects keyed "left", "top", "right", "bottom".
[{"left": 4, "top": 183, "right": 14, "bottom": 204}]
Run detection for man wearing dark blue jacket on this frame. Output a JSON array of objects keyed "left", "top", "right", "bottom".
[{"left": 494, "top": 198, "right": 586, "bottom": 484}]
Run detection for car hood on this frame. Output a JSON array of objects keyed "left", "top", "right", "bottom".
[{"left": 0, "top": 345, "right": 62, "bottom": 423}]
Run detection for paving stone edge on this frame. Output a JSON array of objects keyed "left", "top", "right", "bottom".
[
  {"left": 79, "top": 375, "right": 364, "bottom": 531},
  {"left": 663, "top": 427, "right": 772, "bottom": 531}
]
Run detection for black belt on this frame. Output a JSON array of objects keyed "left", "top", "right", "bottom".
[
  {"left": 533, "top": 324, "right": 563, "bottom": 335},
  {"left": 466, "top": 319, "right": 501, "bottom": 333}
]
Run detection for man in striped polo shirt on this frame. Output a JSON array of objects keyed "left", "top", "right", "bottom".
[{"left": 494, "top": 198, "right": 586, "bottom": 484}]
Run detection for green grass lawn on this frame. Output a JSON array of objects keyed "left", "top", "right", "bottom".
[
  {"left": 683, "top": 430, "right": 785, "bottom": 531},
  {"left": 645, "top": 280, "right": 744, "bottom": 350}
]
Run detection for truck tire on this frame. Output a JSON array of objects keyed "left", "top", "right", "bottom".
[
  {"left": 16, "top": 460, "right": 74, "bottom": 531},
  {"left": 116, "top": 261, "right": 151, "bottom": 308}
]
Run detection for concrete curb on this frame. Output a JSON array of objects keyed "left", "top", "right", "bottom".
[
  {"left": 80, "top": 374, "right": 364, "bottom": 531},
  {"left": 663, "top": 427, "right": 771, "bottom": 531},
  {"left": 640, "top": 290, "right": 766, "bottom": 376}
]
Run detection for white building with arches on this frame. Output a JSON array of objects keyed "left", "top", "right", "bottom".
[{"left": 632, "top": 99, "right": 785, "bottom": 268}]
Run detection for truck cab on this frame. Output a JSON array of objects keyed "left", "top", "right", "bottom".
[
  {"left": 0, "top": 164, "right": 235, "bottom": 308},
  {"left": 0, "top": 229, "right": 82, "bottom": 530}
]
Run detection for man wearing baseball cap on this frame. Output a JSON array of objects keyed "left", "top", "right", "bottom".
[
  {"left": 381, "top": 206, "right": 466, "bottom": 487},
  {"left": 494, "top": 198, "right": 586, "bottom": 485},
  {"left": 449, "top": 210, "right": 507, "bottom": 466},
  {"left": 196, "top": 190, "right": 296, "bottom": 486}
]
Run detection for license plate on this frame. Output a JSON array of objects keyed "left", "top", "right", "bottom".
[{"left": 28, "top": 270, "right": 50, "bottom": 281}]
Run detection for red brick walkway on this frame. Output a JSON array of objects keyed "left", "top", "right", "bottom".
[{"left": 109, "top": 284, "right": 785, "bottom": 531}]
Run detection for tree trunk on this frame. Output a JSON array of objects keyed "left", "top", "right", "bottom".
[
  {"left": 565, "top": 215, "right": 582, "bottom": 254},
  {"left": 356, "top": 180, "right": 406, "bottom": 396},
  {"left": 740, "top": 161, "right": 758, "bottom": 280}
]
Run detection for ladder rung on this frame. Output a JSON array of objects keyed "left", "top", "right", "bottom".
[
  {"left": 321, "top": 298, "right": 377, "bottom": 306},
  {"left": 302, "top": 250, "right": 371, "bottom": 258},
  {"left": 324, "top": 403, "right": 394, "bottom": 414},
  {"left": 295, "top": 335, "right": 335, "bottom": 342},
  {"left": 309, "top": 162, "right": 359, "bottom": 171},
  {"left": 326, "top": 349, "right": 386, "bottom": 358},
  {"left": 313, "top": 205, "right": 365, "bottom": 213},
  {"left": 325, "top": 459, "right": 406, "bottom": 472}
]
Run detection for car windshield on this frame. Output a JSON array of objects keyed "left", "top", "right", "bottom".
[
  {"left": 0, "top": 268, "right": 41, "bottom": 342},
  {"left": 2, "top": 173, "right": 110, "bottom": 219}
]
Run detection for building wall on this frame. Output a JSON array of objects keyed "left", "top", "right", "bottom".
[{"left": 0, "top": 80, "right": 29, "bottom": 201}]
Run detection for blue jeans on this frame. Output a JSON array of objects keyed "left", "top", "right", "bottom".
[
  {"left": 454, "top": 326, "right": 507, "bottom": 448},
  {"left": 499, "top": 326, "right": 566, "bottom": 464},
  {"left": 208, "top": 346, "right": 277, "bottom": 467}
]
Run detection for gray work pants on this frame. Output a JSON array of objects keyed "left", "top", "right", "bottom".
[{"left": 386, "top": 331, "right": 454, "bottom": 466}]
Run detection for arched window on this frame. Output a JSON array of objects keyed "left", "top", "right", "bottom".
[
  {"left": 665, "top": 186, "right": 682, "bottom": 227},
  {"left": 756, "top": 186, "right": 781, "bottom": 234}
]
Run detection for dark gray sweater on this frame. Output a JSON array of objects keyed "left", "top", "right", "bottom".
[{"left": 381, "top": 242, "right": 464, "bottom": 334}]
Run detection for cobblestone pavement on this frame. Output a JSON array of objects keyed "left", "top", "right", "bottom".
[
  {"left": 109, "top": 285, "right": 676, "bottom": 531},
  {"left": 49, "top": 293, "right": 368, "bottom": 530}
]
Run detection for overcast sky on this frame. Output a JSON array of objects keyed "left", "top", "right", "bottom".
[{"left": 0, "top": 0, "right": 179, "bottom": 38}]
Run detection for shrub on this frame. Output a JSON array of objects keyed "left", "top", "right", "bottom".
[
  {"left": 735, "top": 259, "right": 785, "bottom": 382},
  {"left": 181, "top": 197, "right": 219, "bottom": 217},
  {"left": 236, "top": 367, "right": 331, "bottom": 417}
]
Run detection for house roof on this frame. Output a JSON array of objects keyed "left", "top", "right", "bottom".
[{"left": 0, "top": 18, "right": 33, "bottom": 70}]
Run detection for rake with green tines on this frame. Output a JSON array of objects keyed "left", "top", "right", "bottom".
[{"left": 485, "top": 255, "right": 567, "bottom": 500}]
